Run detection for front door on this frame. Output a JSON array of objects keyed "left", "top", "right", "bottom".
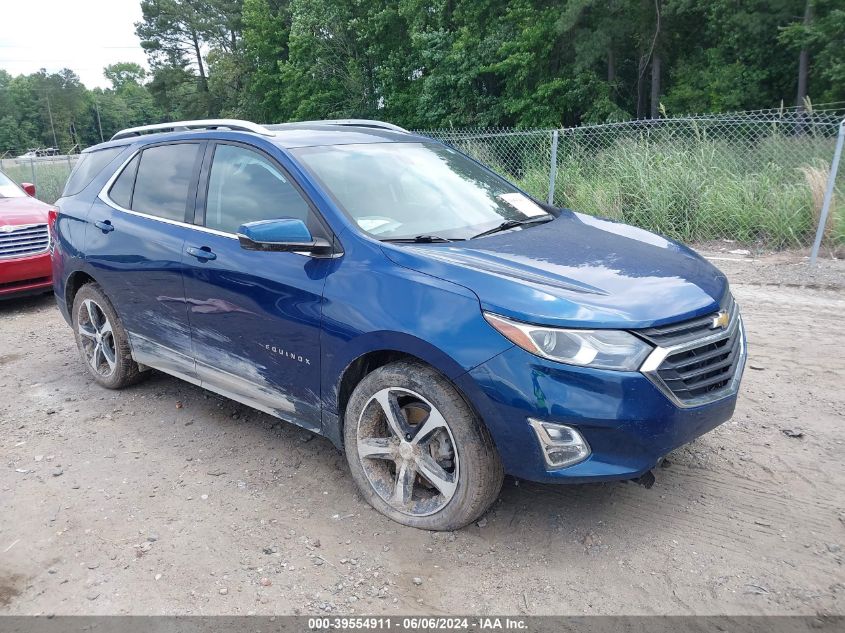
[
  {"left": 86, "top": 141, "right": 205, "bottom": 383},
  {"left": 181, "top": 142, "right": 334, "bottom": 431}
]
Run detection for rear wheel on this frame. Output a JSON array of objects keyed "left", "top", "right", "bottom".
[
  {"left": 344, "top": 360, "right": 503, "bottom": 530},
  {"left": 72, "top": 283, "right": 144, "bottom": 389}
]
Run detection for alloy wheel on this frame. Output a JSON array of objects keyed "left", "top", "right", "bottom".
[
  {"left": 77, "top": 298, "right": 117, "bottom": 378},
  {"left": 356, "top": 387, "right": 459, "bottom": 517}
]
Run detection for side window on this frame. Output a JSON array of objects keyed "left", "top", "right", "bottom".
[
  {"left": 132, "top": 143, "right": 200, "bottom": 221},
  {"left": 108, "top": 154, "right": 140, "bottom": 209},
  {"left": 205, "top": 144, "right": 312, "bottom": 234}
]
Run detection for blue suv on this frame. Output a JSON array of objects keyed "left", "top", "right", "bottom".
[{"left": 52, "top": 119, "right": 746, "bottom": 530}]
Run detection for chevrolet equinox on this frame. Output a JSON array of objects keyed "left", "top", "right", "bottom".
[{"left": 51, "top": 119, "right": 746, "bottom": 530}]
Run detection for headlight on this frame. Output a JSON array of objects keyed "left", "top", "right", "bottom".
[{"left": 483, "top": 312, "right": 652, "bottom": 371}]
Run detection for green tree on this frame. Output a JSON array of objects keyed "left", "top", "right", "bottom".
[{"left": 103, "top": 62, "right": 148, "bottom": 91}]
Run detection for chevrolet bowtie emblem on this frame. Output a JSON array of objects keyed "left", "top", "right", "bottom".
[{"left": 711, "top": 310, "right": 730, "bottom": 329}]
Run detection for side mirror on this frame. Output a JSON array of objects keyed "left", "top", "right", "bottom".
[
  {"left": 237, "top": 218, "right": 333, "bottom": 257},
  {"left": 21, "top": 182, "right": 36, "bottom": 197}
]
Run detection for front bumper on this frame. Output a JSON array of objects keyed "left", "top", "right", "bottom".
[
  {"left": 0, "top": 251, "right": 52, "bottom": 299},
  {"left": 458, "top": 343, "right": 743, "bottom": 483}
]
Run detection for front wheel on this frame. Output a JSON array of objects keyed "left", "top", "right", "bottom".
[{"left": 344, "top": 360, "right": 503, "bottom": 530}]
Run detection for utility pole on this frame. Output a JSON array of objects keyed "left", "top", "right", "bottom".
[
  {"left": 94, "top": 99, "right": 104, "bottom": 143},
  {"left": 45, "top": 92, "right": 59, "bottom": 149}
]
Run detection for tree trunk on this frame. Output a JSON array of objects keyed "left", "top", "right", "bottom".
[
  {"left": 650, "top": 54, "right": 661, "bottom": 118},
  {"left": 192, "top": 31, "right": 209, "bottom": 93},
  {"left": 649, "top": 0, "right": 662, "bottom": 119},
  {"left": 636, "top": 55, "right": 647, "bottom": 118},
  {"left": 795, "top": 0, "right": 813, "bottom": 110}
]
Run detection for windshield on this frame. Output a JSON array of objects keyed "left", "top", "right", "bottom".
[
  {"left": 293, "top": 142, "right": 549, "bottom": 240},
  {"left": 0, "top": 171, "right": 26, "bottom": 198}
]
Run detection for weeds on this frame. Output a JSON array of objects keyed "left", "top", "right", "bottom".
[{"left": 508, "top": 136, "right": 842, "bottom": 249}]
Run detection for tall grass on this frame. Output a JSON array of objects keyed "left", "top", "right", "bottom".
[
  {"left": 442, "top": 128, "right": 843, "bottom": 249},
  {"left": 508, "top": 136, "right": 842, "bottom": 249}
]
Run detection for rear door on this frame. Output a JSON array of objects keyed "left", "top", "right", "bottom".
[
  {"left": 87, "top": 141, "right": 204, "bottom": 382},
  {"left": 180, "top": 141, "right": 335, "bottom": 431}
]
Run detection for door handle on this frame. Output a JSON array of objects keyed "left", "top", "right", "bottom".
[
  {"left": 186, "top": 246, "right": 217, "bottom": 261},
  {"left": 94, "top": 220, "right": 114, "bottom": 233}
]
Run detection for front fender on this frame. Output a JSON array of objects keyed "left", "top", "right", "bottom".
[{"left": 319, "top": 238, "right": 513, "bottom": 416}]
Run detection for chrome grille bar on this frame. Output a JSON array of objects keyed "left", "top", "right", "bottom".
[
  {"left": 0, "top": 224, "right": 50, "bottom": 259},
  {"left": 638, "top": 294, "right": 746, "bottom": 408}
]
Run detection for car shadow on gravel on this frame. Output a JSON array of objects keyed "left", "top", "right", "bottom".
[
  {"left": 0, "top": 291, "right": 54, "bottom": 315},
  {"left": 119, "top": 365, "right": 678, "bottom": 536},
  {"left": 104, "top": 363, "right": 631, "bottom": 536}
]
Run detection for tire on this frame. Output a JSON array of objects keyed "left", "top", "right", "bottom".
[
  {"left": 344, "top": 360, "right": 503, "bottom": 530},
  {"left": 72, "top": 282, "right": 145, "bottom": 389}
]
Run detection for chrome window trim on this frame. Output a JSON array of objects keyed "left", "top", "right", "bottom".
[
  {"left": 97, "top": 147, "right": 341, "bottom": 257},
  {"left": 638, "top": 302, "right": 746, "bottom": 409},
  {"left": 97, "top": 147, "right": 240, "bottom": 240}
]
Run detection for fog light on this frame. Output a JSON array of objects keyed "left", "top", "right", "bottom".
[{"left": 528, "top": 419, "right": 591, "bottom": 469}]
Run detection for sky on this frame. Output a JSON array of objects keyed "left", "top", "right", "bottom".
[{"left": 0, "top": 0, "right": 148, "bottom": 89}]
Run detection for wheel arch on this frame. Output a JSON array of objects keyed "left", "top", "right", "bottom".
[
  {"left": 336, "top": 349, "right": 414, "bottom": 425},
  {"left": 64, "top": 270, "right": 98, "bottom": 317},
  {"left": 330, "top": 335, "right": 489, "bottom": 448}
]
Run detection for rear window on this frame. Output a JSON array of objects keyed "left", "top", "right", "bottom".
[
  {"left": 131, "top": 143, "right": 200, "bottom": 221},
  {"left": 62, "top": 147, "right": 124, "bottom": 197}
]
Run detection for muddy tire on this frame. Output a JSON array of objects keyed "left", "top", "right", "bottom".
[
  {"left": 72, "top": 283, "right": 145, "bottom": 389},
  {"left": 344, "top": 360, "right": 503, "bottom": 530}
]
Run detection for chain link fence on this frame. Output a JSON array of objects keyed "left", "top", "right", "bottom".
[
  {"left": 418, "top": 109, "right": 845, "bottom": 252},
  {"left": 0, "top": 153, "right": 80, "bottom": 205},
  {"left": 2, "top": 109, "right": 842, "bottom": 254}
]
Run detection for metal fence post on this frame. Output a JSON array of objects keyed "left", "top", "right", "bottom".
[
  {"left": 810, "top": 118, "right": 845, "bottom": 265},
  {"left": 548, "top": 129, "right": 559, "bottom": 205},
  {"left": 29, "top": 157, "right": 37, "bottom": 190}
]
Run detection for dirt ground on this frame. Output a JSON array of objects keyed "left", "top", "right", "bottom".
[{"left": 1, "top": 251, "right": 843, "bottom": 616}]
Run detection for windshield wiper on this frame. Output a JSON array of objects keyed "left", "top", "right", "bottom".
[
  {"left": 470, "top": 215, "right": 553, "bottom": 240},
  {"left": 381, "top": 235, "right": 461, "bottom": 243}
]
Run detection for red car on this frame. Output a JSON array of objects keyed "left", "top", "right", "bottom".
[{"left": 0, "top": 170, "right": 55, "bottom": 299}]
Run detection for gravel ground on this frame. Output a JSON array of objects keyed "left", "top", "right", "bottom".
[{"left": 0, "top": 252, "right": 843, "bottom": 616}]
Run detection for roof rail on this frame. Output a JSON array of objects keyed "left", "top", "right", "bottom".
[
  {"left": 265, "top": 119, "right": 409, "bottom": 133},
  {"left": 111, "top": 119, "right": 272, "bottom": 141}
]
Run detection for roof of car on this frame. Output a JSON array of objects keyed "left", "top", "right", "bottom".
[
  {"left": 268, "top": 124, "right": 427, "bottom": 149},
  {"left": 84, "top": 119, "right": 429, "bottom": 153}
]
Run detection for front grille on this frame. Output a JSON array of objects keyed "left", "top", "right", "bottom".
[
  {"left": 639, "top": 294, "right": 735, "bottom": 347},
  {"left": 639, "top": 294, "right": 745, "bottom": 407},
  {"left": 0, "top": 224, "right": 50, "bottom": 259}
]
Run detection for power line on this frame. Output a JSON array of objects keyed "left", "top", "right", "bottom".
[{"left": 0, "top": 45, "right": 143, "bottom": 49}]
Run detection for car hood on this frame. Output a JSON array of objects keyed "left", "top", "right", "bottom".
[
  {"left": 0, "top": 195, "right": 52, "bottom": 227},
  {"left": 380, "top": 211, "right": 727, "bottom": 329}
]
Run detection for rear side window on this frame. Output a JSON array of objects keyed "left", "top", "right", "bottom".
[
  {"left": 63, "top": 147, "right": 124, "bottom": 197},
  {"left": 131, "top": 144, "right": 200, "bottom": 221},
  {"left": 108, "top": 154, "right": 140, "bottom": 209}
]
